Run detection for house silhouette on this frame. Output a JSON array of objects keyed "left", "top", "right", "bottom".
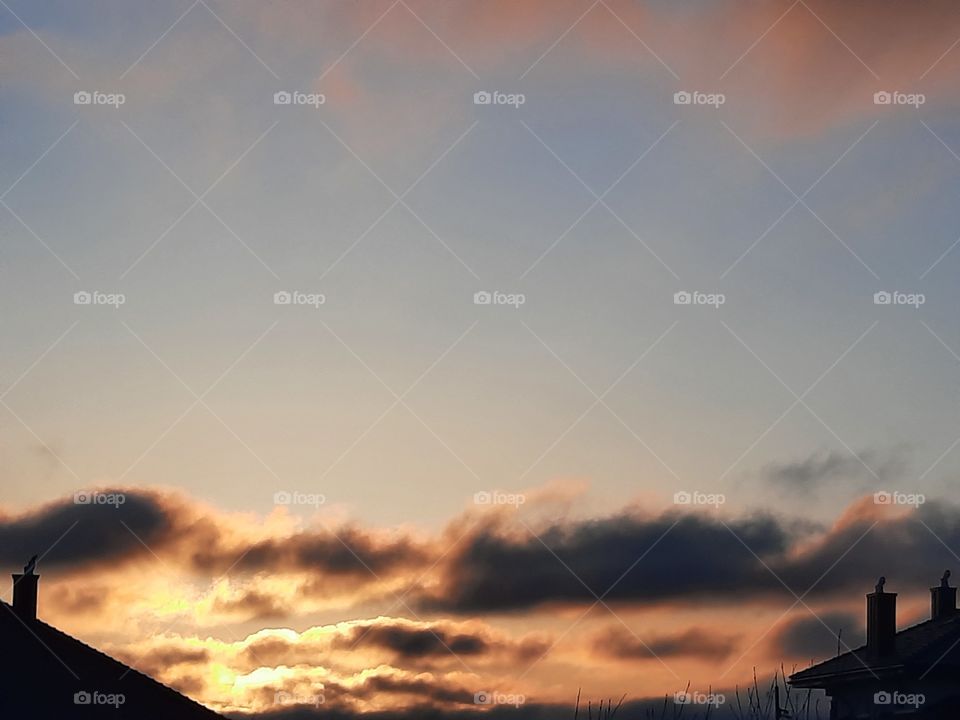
[
  {"left": 790, "top": 573, "right": 960, "bottom": 719},
  {"left": 0, "top": 566, "right": 226, "bottom": 718}
]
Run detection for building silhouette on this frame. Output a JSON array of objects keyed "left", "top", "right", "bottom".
[
  {"left": 790, "top": 573, "right": 960, "bottom": 719},
  {"left": 0, "top": 566, "right": 225, "bottom": 718}
]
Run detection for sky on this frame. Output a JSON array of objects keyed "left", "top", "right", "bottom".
[{"left": 2, "top": 0, "right": 960, "bottom": 717}]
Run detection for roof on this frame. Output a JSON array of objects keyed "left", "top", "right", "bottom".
[
  {"left": 789, "top": 612, "right": 960, "bottom": 688},
  {"left": 0, "top": 601, "right": 225, "bottom": 718}
]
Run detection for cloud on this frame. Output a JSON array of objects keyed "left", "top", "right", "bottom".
[
  {"left": 0, "top": 487, "right": 426, "bottom": 584},
  {"left": 421, "top": 497, "right": 960, "bottom": 612},
  {"left": 330, "top": 618, "right": 548, "bottom": 664},
  {"left": 6, "top": 487, "right": 960, "bottom": 623},
  {"left": 211, "top": 589, "right": 290, "bottom": 621},
  {"left": 233, "top": 617, "right": 547, "bottom": 670},
  {"left": 771, "top": 611, "right": 862, "bottom": 660},
  {"left": 190, "top": 526, "right": 428, "bottom": 579},
  {"left": 592, "top": 626, "right": 738, "bottom": 662},
  {"left": 114, "top": 643, "right": 211, "bottom": 680},
  {"left": 762, "top": 448, "right": 908, "bottom": 493},
  {"left": 238, "top": 0, "right": 960, "bottom": 137},
  {"left": 110, "top": 618, "right": 542, "bottom": 714},
  {"left": 0, "top": 490, "right": 174, "bottom": 571},
  {"left": 336, "top": 622, "right": 487, "bottom": 659},
  {"left": 422, "top": 511, "right": 791, "bottom": 612}
]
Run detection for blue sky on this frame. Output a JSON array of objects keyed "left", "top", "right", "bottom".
[{"left": 4, "top": 0, "right": 960, "bottom": 528}]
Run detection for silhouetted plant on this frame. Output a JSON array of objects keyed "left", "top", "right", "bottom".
[{"left": 576, "top": 667, "right": 826, "bottom": 720}]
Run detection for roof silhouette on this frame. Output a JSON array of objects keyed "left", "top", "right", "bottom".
[
  {"left": 790, "top": 611, "right": 960, "bottom": 686},
  {"left": 0, "top": 600, "right": 225, "bottom": 718}
]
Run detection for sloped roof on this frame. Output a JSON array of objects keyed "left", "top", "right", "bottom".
[
  {"left": 0, "top": 601, "right": 225, "bottom": 718},
  {"left": 789, "top": 612, "right": 960, "bottom": 687}
]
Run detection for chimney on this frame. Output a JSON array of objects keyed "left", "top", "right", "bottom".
[
  {"left": 11, "top": 572, "right": 39, "bottom": 621},
  {"left": 931, "top": 570, "right": 956, "bottom": 621},
  {"left": 866, "top": 577, "right": 896, "bottom": 656}
]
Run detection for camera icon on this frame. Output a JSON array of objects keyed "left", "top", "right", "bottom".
[
  {"left": 74, "top": 691, "right": 92, "bottom": 705},
  {"left": 74, "top": 91, "right": 92, "bottom": 105},
  {"left": 673, "top": 291, "right": 692, "bottom": 305},
  {"left": 874, "top": 491, "right": 892, "bottom": 505},
  {"left": 474, "top": 491, "right": 492, "bottom": 505},
  {"left": 874, "top": 691, "right": 892, "bottom": 705},
  {"left": 274, "top": 291, "right": 292, "bottom": 305},
  {"left": 873, "top": 91, "right": 892, "bottom": 105},
  {"left": 873, "top": 291, "right": 891, "bottom": 305},
  {"left": 674, "top": 691, "right": 691, "bottom": 704},
  {"left": 474, "top": 691, "right": 491, "bottom": 705},
  {"left": 673, "top": 491, "right": 692, "bottom": 505},
  {"left": 473, "top": 91, "right": 492, "bottom": 105},
  {"left": 273, "top": 491, "right": 292, "bottom": 505},
  {"left": 74, "top": 490, "right": 92, "bottom": 504},
  {"left": 274, "top": 91, "right": 292, "bottom": 105},
  {"left": 673, "top": 91, "right": 692, "bottom": 105},
  {"left": 474, "top": 291, "right": 492, "bottom": 305},
  {"left": 74, "top": 291, "right": 92, "bottom": 305}
]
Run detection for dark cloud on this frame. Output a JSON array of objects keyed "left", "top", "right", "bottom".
[
  {"left": 0, "top": 488, "right": 427, "bottom": 592},
  {"left": 7, "top": 488, "right": 960, "bottom": 619},
  {"left": 244, "top": 671, "right": 481, "bottom": 716},
  {"left": 192, "top": 527, "right": 428, "bottom": 579},
  {"left": 769, "top": 500, "right": 957, "bottom": 597},
  {"left": 593, "top": 626, "right": 737, "bottom": 661},
  {"left": 423, "top": 512, "right": 791, "bottom": 612},
  {"left": 336, "top": 623, "right": 488, "bottom": 658},
  {"left": 0, "top": 490, "right": 173, "bottom": 571},
  {"left": 762, "top": 448, "right": 907, "bottom": 493},
  {"left": 111, "top": 644, "right": 212, "bottom": 689},
  {"left": 421, "top": 500, "right": 960, "bottom": 612},
  {"left": 237, "top": 618, "right": 547, "bottom": 670},
  {"left": 212, "top": 590, "right": 289, "bottom": 620},
  {"left": 771, "top": 611, "right": 862, "bottom": 660}
]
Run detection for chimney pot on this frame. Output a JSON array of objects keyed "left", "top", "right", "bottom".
[
  {"left": 866, "top": 582, "right": 896, "bottom": 656},
  {"left": 931, "top": 571, "right": 956, "bottom": 620},
  {"left": 11, "top": 573, "right": 39, "bottom": 621}
]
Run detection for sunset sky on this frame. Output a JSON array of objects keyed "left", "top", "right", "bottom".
[{"left": 3, "top": 1, "right": 960, "bottom": 717}]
